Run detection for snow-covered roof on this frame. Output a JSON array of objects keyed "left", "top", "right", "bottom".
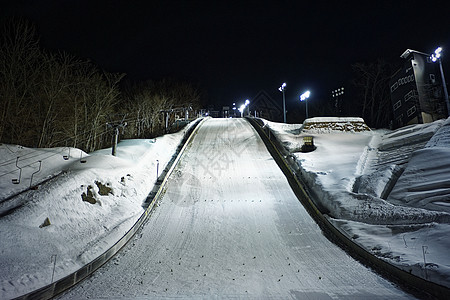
[
  {"left": 304, "top": 117, "right": 365, "bottom": 123},
  {"left": 302, "top": 117, "right": 370, "bottom": 133}
]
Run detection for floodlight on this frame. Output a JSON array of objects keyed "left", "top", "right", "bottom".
[
  {"left": 300, "top": 90, "right": 310, "bottom": 101},
  {"left": 430, "top": 46, "right": 450, "bottom": 116},
  {"left": 432, "top": 47, "right": 443, "bottom": 62}
]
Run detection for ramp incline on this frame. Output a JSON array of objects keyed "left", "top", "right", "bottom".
[{"left": 58, "top": 118, "right": 413, "bottom": 299}]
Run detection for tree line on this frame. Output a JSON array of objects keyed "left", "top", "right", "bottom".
[
  {"left": 351, "top": 59, "right": 396, "bottom": 128},
  {"left": 0, "top": 17, "right": 201, "bottom": 152}
]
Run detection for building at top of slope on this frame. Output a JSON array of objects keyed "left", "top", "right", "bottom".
[{"left": 390, "top": 49, "right": 447, "bottom": 129}]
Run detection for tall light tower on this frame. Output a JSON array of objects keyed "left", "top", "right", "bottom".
[
  {"left": 300, "top": 90, "right": 311, "bottom": 119},
  {"left": 245, "top": 99, "right": 250, "bottom": 116},
  {"left": 331, "top": 87, "right": 344, "bottom": 115},
  {"left": 431, "top": 47, "right": 450, "bottom": 116},
  {"left": 238, "top": 99, "right": 250, "bottom": 117},
  {"left": 279, "top": 82, "right": 287, "bottom": 123}
]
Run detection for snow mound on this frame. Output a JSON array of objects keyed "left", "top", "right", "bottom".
[
  {"left": 425, "top": 117, "right": 450, "bottom": 148},
  {"left": 388, "top": 118, "right": 450, "bottom": 213},
  {"left": 379, "top": 119, "right": 444, "bottom": 151},
  {"left": 302, "top": 117, "right": 370, "bottom": 133}
]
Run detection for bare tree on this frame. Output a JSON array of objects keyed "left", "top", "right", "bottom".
[
  {"left": 352, "top": 59, "right": 393, "bottom": 128},
  {"left": 76, "top": 69, "right": 124, "bottom": 152},
  {"left": 121, "top": 80, "right": 174, "bottom": 138},
  {"left": 37, "top": 52, "right": 81, "bottom": 147},
  {"left": 1, "top": 17, "right": 202, "bottom": 151},
  {"left": 0, "top": 17, "right": 46, "bottom": 144}
]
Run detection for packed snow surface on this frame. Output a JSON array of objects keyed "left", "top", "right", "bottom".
[
  {"left": 1, "top": 116, "right": 448, "bottom": 299},
  {"left": 57, "top": 118, "right": 411, "bottom": 299}
]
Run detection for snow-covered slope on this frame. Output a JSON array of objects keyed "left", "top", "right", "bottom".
[
  {"left": 57, "top": 118, "right": 411, "bottom": 299},
  {"left": 264, "top": 117, "right": 450, "bottom": 289},
  {"left": 1, "top": 116, "right": 449, "bottom": 298},
  {"left": 0, "top": 125, "right": 193, "bottom": 299},
  {"left": 388, "top": 119, "right": 450, "bottom": 213}
]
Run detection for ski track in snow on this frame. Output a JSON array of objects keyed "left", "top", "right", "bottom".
[{"left": 57, "top": 118, "right": 412, "bottom": 299}]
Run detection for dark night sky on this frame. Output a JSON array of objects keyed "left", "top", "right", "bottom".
[{"left": 2, "top": 0, "right": 450, "bottom": 110}]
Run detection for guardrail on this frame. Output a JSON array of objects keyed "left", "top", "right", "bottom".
[
  {"left": 13, "top": 118, "right": 206, "bottom": 300},
  {"left": 246, "top": 117, "right": 449, "bottom": 299}
]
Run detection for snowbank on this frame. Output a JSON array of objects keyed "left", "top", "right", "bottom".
[
  {"left": 264, "top": 117, "right": 450, "bottom": 288},
  {"left": 388, "top": 118, "right": 450, "bottom": 213}
]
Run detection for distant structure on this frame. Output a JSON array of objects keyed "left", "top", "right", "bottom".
[
  {"left": 390, "top": 49, "right": 447, "bottom": 128},
  {"left": 222, "top": 106, "right": 230, "bottom": 118},
  {"left": 250, "top": 90, "right": 283, "bottom": 122},
  {"left": 206, "top": 105, "right": 220, "bottom": 118}
]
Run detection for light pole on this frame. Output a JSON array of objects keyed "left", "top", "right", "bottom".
[
  {"left": 238, "top": 100, "right": 250, "bottom": 117},
  {"left": 245, "top": 99, "right": 250, "bottom": 116},
  {"left": 239, "top": 105, "right": 245, "bottom": 117},
  {"left": 300, "top": 90, "right": 311, "bottom": 119},
  {"left": 431, "top": 47, "right": 450, "bottom": 116},
  {"left": 279, "top": 83, "right": 287, "bottom": 123}
]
